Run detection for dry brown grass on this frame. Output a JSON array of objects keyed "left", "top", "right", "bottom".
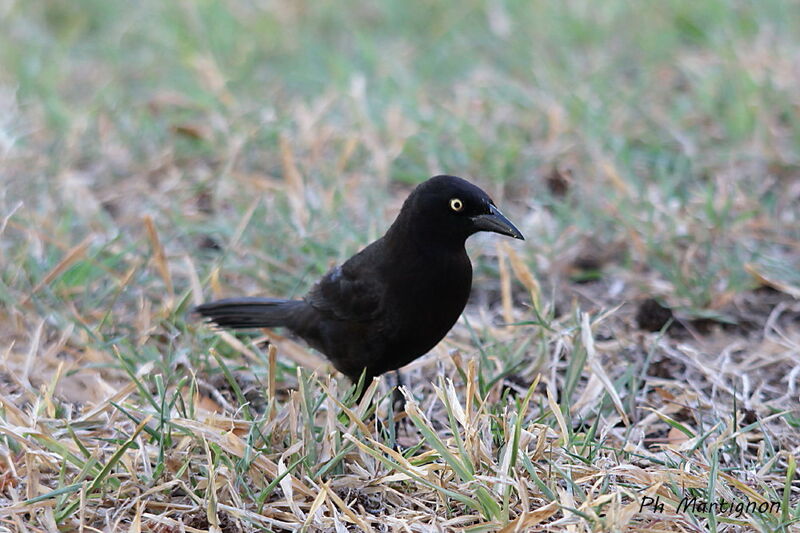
[{"left": 2, "top": 1, "right": 800, "bottom": 531}]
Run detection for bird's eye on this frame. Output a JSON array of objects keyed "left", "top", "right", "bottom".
[{"left": 449, "top": 198, "right": 464, "bottom": 212}]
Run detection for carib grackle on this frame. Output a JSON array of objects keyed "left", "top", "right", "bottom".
[{"left": 195, "top": 175, "right": 524, "bottom": 386}]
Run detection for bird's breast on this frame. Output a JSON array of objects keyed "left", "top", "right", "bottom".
[{"left": 380, "top": 249, "right": 472, "bottom": 359}]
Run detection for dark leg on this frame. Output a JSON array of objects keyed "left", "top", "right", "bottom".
[
  {"left": 346, "top": 371, "right": 371, "bottom": 405},
  {"left": 392, "top": 370, "right": 405, "bottom": 411}
]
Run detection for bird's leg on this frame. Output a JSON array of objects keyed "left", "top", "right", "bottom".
[
  {"left": 347, "top": 369, "right": 372, "bottom": 406},
  {"left": 392, "top": 370, "right": 405, "bottom": 411},
  {"left": 376, "top": 371, "right": 406, "bottom": 450},
  {"left": 389, "top": 370, "right": 416, "bottom": 442}
]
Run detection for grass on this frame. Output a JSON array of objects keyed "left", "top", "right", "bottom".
[{"left": 1, "top": 0, "right": 799, "bottom": 531}]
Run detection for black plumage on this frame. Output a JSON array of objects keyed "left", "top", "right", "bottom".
[{"left": 195, "top": 175, "right": 524, "bottom": 384}]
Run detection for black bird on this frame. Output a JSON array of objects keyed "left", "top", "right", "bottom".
[{"left": 195, "top": 175, "right": 524, "bottom": 385}]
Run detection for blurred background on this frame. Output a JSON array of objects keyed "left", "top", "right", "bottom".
[
  {"left": 1, "top": 1, "right": 799, "bottom": 530},
  {"left": 3, "top": 1, "right": 799, "bottom": 315}
]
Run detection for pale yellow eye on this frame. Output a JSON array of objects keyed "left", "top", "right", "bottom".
[{"left": 450, "top": 198, "right": 464, "bottom": 212}]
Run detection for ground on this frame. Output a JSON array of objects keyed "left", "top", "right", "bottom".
[{"left": 0, "top": 1, "right": 799, "bottom": 532}]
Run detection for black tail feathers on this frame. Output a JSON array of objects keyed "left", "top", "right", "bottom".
[{"left": 193, "top": 297, "right": 304, "bottom": 329}]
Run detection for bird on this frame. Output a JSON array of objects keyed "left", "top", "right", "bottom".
[{"left": 195, "top": 175, "right": 524, "bottom": 386}]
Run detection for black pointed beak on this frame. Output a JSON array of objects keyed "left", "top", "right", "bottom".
[{"left": 471, "top": 204, "right": 524, "bottom": 240}]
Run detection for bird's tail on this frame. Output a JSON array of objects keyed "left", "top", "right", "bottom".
[{"left": 194, "top": 297, "right": 305, "bottom": 329}]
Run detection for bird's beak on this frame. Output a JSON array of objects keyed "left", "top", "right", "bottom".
[{"left": 471, "top": 204, "right": 525, "bottom": 240}]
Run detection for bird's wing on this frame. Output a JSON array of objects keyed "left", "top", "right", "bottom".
[{"left": 303, "top": 246, "right": 384, "bottom": 322}]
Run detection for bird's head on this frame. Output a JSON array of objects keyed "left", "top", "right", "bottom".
[{"left": 392, "top": 175, "right": 525, "bottom": 245}]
